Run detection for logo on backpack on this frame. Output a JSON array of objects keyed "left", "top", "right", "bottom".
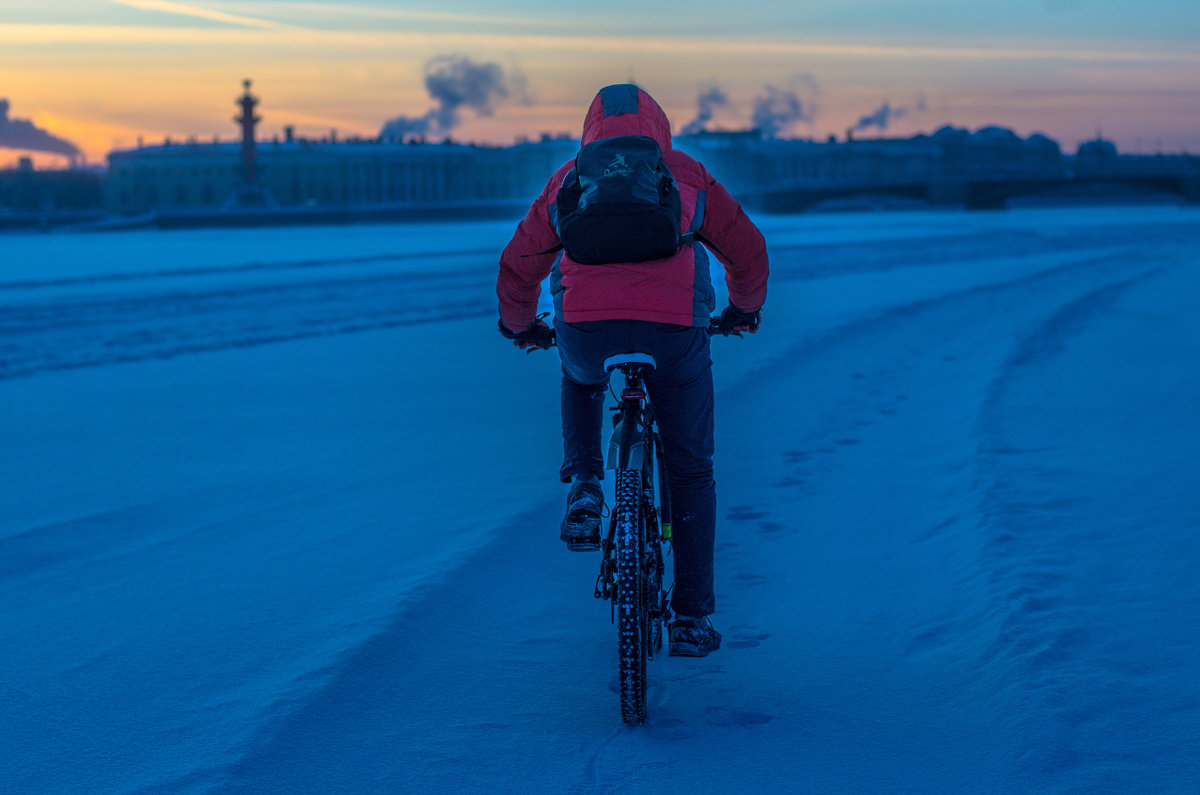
[
  {"left": 553, "top": 135, "right": 690, "bottom": 265},
  {"left": 604, "top": 153, "right": 632, "bottom": 177}
]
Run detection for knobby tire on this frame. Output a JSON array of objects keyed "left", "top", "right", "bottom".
[{"left": 614, "top": 466, "right": 648, "bottom": 725}]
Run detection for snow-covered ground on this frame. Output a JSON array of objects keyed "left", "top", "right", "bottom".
[{"left": 2, "top": 205, "right": 1198, "bottom": 793}]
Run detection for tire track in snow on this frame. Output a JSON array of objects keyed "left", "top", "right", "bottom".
[
  {"left": 696, "top": 240, "right": 1180, "bottom": 790},
  {"left": 192, "top": 237, "right": 1169, "bottom": 792},
  {"left": 965, "top": 258, "right": 1200, "bottom": 788},
  {"left": 205, "top": 234, "right": 1195, "bottom": 792},
  {"left": 0, "top": 266, "right": 496, "bottom": 381},
  {"left": 208, "top": 500, "right": 635, "bottom": 793},
  {"left": 9, "top": 210, "right": 1196, "bottom": 383},
  {"left": 9, "top": 210, "right": 1199, "bottom": 792},
  {"left": 765, "top": 216, "right": 1200, "bottom": 284},
  {"left": 0, "top": 247, "right": 497, "bottom": 292}
]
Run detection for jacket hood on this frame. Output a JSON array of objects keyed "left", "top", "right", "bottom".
[{"left": 580, "top": 84, "right": 673, "bottom": 151}]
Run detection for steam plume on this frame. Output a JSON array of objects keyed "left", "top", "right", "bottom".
[
  {"left": 380, "top": 56, "right": 521, "bottom": 140},
  {"left": 852, "top": 95, "right": 928, "bottom": 133},
  {"left": 0, "top": 99, "right": 81, "bottom": 159},
  {"left": 752, "top": 85, "right": 814, "bottom": 138},
  {"left": 852, "top": 101, "right": 906, "bottom": 132},
  {"left": 680, "top": 85, "right": 729, "bottom": 136}
]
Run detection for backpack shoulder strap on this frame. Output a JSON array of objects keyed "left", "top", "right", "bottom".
[
  {"left": 680, "top": 188, "right": 706, "bottom": 246},
  {"left": 521, "top": 166, "right": 578, "bottom": 258}
]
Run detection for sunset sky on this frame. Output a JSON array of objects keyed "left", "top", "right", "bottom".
[{"left": 2, "top": 0, "right": 1198, "bottom": 167}]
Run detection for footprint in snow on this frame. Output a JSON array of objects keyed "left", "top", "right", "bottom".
[
  {"left": 758, "top": 520, "right": 788, "bottom": 535},
  {"left": 726, "top": 632, "right": 771, "bottom": 649},
  {"left": 726, "top": 505, "right": 769, "bottom": 521}
]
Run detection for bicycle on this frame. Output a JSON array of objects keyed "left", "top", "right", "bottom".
[
  {"left": 525, "top": 315, "right": 741, "bottom": 725},
  {"left": 593, "top": 317, "right": 732, "bottom": 725},
  {"left": 592, "top": 351, "right": 673, "bottom": 725}
]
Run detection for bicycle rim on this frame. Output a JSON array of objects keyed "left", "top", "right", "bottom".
[{"left": 614, "top": 467, "right": 648, "bottom": 725}]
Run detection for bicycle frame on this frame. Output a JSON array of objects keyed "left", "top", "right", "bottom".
[{"left": 594, "top": 360, "right": 669, "bottom": 600}]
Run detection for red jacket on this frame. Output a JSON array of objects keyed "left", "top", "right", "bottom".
[{"left": 497, "top": 85, "right": 769, "bottom": 331}]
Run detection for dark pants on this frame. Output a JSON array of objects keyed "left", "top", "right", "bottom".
[{"left": 556, "top": 319, "right": 716, "bottom": 618}]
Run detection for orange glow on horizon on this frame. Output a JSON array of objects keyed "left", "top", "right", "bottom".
[{"left": 4, "top": 13, "right": 1199, "bottom": 166}]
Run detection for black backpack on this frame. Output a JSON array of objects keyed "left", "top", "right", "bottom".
[{"left": 553, "top": 135, "right": 691, "bottom": 264}]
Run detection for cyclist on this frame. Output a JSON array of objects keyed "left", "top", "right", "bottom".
[{"left": 497, "top": 84, "right": 769, "bottom": 658}]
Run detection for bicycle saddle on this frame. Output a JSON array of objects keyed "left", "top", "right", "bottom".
[{"left": 603, "top": 353, "right": 657, "bottom": 372}]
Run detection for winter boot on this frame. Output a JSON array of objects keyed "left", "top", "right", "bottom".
[
  {"left": 668, "top": 615, "right": 722, "bottom": 657},
  {"left": 560, "top": 477, "right": 603, "bottom": 551}
]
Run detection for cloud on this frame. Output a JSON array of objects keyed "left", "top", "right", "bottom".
[
  {"left": 0, "top": 99, "right": 82, "bottom": 158},
  {"left": 2, "top": 24, "right": 1198, "bottom": 67},
  {"left": 219, "top": 2, "right": 561, "bottom": 30},
  {"left": 107, "top": 0, "right": 282, "bottom": 29},
  {"left": 380, "top": 56, "right": 525, "bottom": 140}
]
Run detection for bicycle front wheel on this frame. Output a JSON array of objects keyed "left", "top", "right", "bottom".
[{"left": 613, "top": 466, "right": 648, "bottom": 725}]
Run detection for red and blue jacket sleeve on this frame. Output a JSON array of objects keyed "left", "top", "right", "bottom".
[
  {"left": 496, "top": 163, "right": 571, "bottom": 332},
  {"left": 697, "top": 167, "right": 769, "bottom": 313}
]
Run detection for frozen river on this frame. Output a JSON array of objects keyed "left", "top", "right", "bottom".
[{"left": 2, "top": 205, "right": 1198, "bottom": 792}]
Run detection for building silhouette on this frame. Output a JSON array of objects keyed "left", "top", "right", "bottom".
[
  {"left": 105, "top": 135, "right": 578, "bottom": 215},
  {"left": 103, "top": 79, "right": 578, "bottom": 215},
  {"left": 0, "top": 156, "right": 102, "bottom": 222},
  {"left": 5, "top": 80, "right": 1193, "bottom": 224}
]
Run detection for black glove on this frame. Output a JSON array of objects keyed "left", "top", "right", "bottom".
[
  {"left": 498, "top": 314, "right": 555, "bottom": 353},
  {"left": 714, "top": 303, "right": 761, "bottom": 336}
]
